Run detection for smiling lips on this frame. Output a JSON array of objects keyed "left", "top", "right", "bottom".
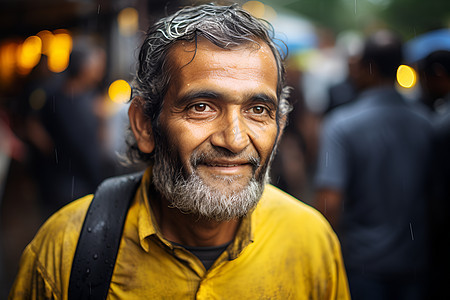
[
  {"left": 205, "top": 159, "right": 250, "bottom": 167},
  {"left": 199, "top": 159, "right": 253, "bottom": 176}
]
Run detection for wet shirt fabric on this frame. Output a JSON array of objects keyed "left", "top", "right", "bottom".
[{"left": 9, "top": 168, "right": 350, "bottom": 299}]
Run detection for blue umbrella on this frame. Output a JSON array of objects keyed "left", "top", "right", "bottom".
[{"left": 405, "top": 28, "right": 450, "bottom": 63}]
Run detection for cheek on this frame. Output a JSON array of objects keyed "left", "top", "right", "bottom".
[
  {"left": 166, "top": 121, "right": 213, "bottom": 161},
  {"left": 249, "top": 123, "right": 279, "bottom": 159}
]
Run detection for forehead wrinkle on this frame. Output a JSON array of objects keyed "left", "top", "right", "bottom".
[{"left": 169, "top": 38, "right": 277, "bottom": 74}]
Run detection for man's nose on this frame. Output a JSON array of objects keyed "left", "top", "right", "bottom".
[{"left": 210, "top": 111, "right": 250, "bottom": 154}]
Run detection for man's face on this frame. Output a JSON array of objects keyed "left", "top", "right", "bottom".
[{"left": 152, "top": 38, "right": 280, "bottom": 220}]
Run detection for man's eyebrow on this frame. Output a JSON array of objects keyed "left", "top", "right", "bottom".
[
  {"left": 248, "top": 93, "right": 278, "bottom": 109},
  {"left": 176, "top": 90, "right": 221, "bottom": 106}
]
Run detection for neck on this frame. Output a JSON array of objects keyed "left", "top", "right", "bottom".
[{"left": 151, "top": 195, "right": 241, "bottom": 247}]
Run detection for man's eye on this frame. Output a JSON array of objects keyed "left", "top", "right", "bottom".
[
  {"left": 250, "top": 106, "right": 266, "bottom": 114},
  {"left": 190, "top": 103, "right": 211, "bottom": 112}
]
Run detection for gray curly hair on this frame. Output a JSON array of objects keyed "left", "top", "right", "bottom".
[{"left": 127, "top": 3, "right": 292, "bottom": 163}]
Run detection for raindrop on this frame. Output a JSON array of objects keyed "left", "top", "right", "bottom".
[
  {"left": 54, "top": 148, "right": 58, "bottom": 164},
  {"left": 409, "top": 223, "right": 415, "bottom": 241},
  {"left": 86, "top": 268, "right": 90, "bottom": 274},
  {"left": 87, "top": 227, "right": 92, "bottom": 233},
  {"left": 97, "top": 4, "right": 101, "bottom": 14},
  {"left": 71, "top": 176, "right": 75, "bottom": 198},
  {"left": 93, "top": 253, "right": 98, "bottom": 260}
]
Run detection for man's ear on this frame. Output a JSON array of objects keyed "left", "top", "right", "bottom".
[{"left": 128, "top": 96, "right": 155, "bottom": 154}]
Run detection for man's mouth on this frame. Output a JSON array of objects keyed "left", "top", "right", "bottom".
[
  {"left": 190, "top": 148, "right": 261, "bottom": 177},
  {"left": 206, "top": 164, "right": 243, "bottom": 167},
  {"left": 204, "top": 160, "right": 250, "bottom": 167},
  {"left": 196, "top": 159, "right": 254, "bottom": 177}
]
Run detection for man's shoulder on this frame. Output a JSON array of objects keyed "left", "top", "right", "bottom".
[
  {"left": 255, "top": 185, "right": 340, "bottom": 256},
  {"left": 9, "top": 196, "right": 94, "bottom": 299},
  {"left": 260, "top": 184, "right": 314, "bottom": 208},
  {"left": 30, "top": 195, "right": 93, "bottom": 255},
  {"left": 258, "top": 185, "right": 333, "bottom": 233}
]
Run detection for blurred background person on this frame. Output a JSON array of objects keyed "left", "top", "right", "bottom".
[
  {"left": 313, "top": 30, "right": 433, "bottom": 299},
  {"left": 416, "top": 48, "right": 450, "bottom": 299},
  {"left": 24, "top": 37, "right": 115, "bottom": 218},
  {"left": 324, "top": 32, "right": 364, "bottom": 114},
  {"left": 0, "top": 35, "right": 119, "bottom": 295},
  {"left": 417, "top": 49, "right": 450, "bottom": 115}
]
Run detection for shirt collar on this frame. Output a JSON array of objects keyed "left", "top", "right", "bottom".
[
  {"left": 136, "top": 167, "right": 166, "bottom": 252},
  {"left": 136, "top": 167, "right": 254, "bottom": 258},
  {"left": 227, "top": 211, "right": 253, "bottom": 260}
]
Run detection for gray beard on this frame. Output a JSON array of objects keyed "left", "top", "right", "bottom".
[{"left": 151, "top": 136, "right": 271, "bottom": 221}]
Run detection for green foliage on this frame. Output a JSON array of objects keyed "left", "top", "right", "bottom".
[
  {"left": 267, "top": 0, "right": 450, "bottom": 39},
  {"left": 382, "top": 0, "right": 450, "bottom": 39}
]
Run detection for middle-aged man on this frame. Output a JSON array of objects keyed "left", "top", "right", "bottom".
[
  {"left": 10, "top": 3, "right": 350, "bottom": 299},
  {"left": 314, "top": 30, "right": 433, "bottom": 300}
]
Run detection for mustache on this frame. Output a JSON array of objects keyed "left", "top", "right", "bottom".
[{"left": 190, "top": 147, "right": 261, "bottom": 170}]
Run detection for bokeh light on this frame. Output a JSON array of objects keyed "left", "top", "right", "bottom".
[
  {"left": 108, "top": 79, "right": 131, "bottom": 103},
  {"left": 397, "top": 64, "right": 417, "bottom": 88},
  {"left": 242, "top": 1, "right": 277, "bottom": 21},
  {"left": 37, "top": 30, "right": 54, "bottom": 55},
  {"left": 243, "top": 1, "right": 266, "bottom": 18},
  {"left": 0, "top": 42, "right": 18, "bottom": 84},
  {"left": 47, "top": 30, "right": 72, "bottom": 73},
  {"left": 118, "top": 7, "right": 139, "bottom": 36},
  {"left": 17, "top": 36, "right": 42, "bottom": 74},
  {"left": 263, "top": 4, "right": 277, "bottom": 21},
  {"left": 29, "top": 88, "right": 47, "bottom": 111}
]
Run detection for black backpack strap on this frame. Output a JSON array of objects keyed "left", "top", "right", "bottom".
[{"left": 68, "top": 171, "right": 144, "bottom": 300}]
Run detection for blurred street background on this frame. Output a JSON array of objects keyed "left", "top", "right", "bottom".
[{"left": 0, "top": 0, "right": 449, "bottom": 297}]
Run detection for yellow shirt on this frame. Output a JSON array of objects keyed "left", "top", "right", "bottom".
[{"left": 9, "top": 168, "right": 350, "bottom": 299}]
